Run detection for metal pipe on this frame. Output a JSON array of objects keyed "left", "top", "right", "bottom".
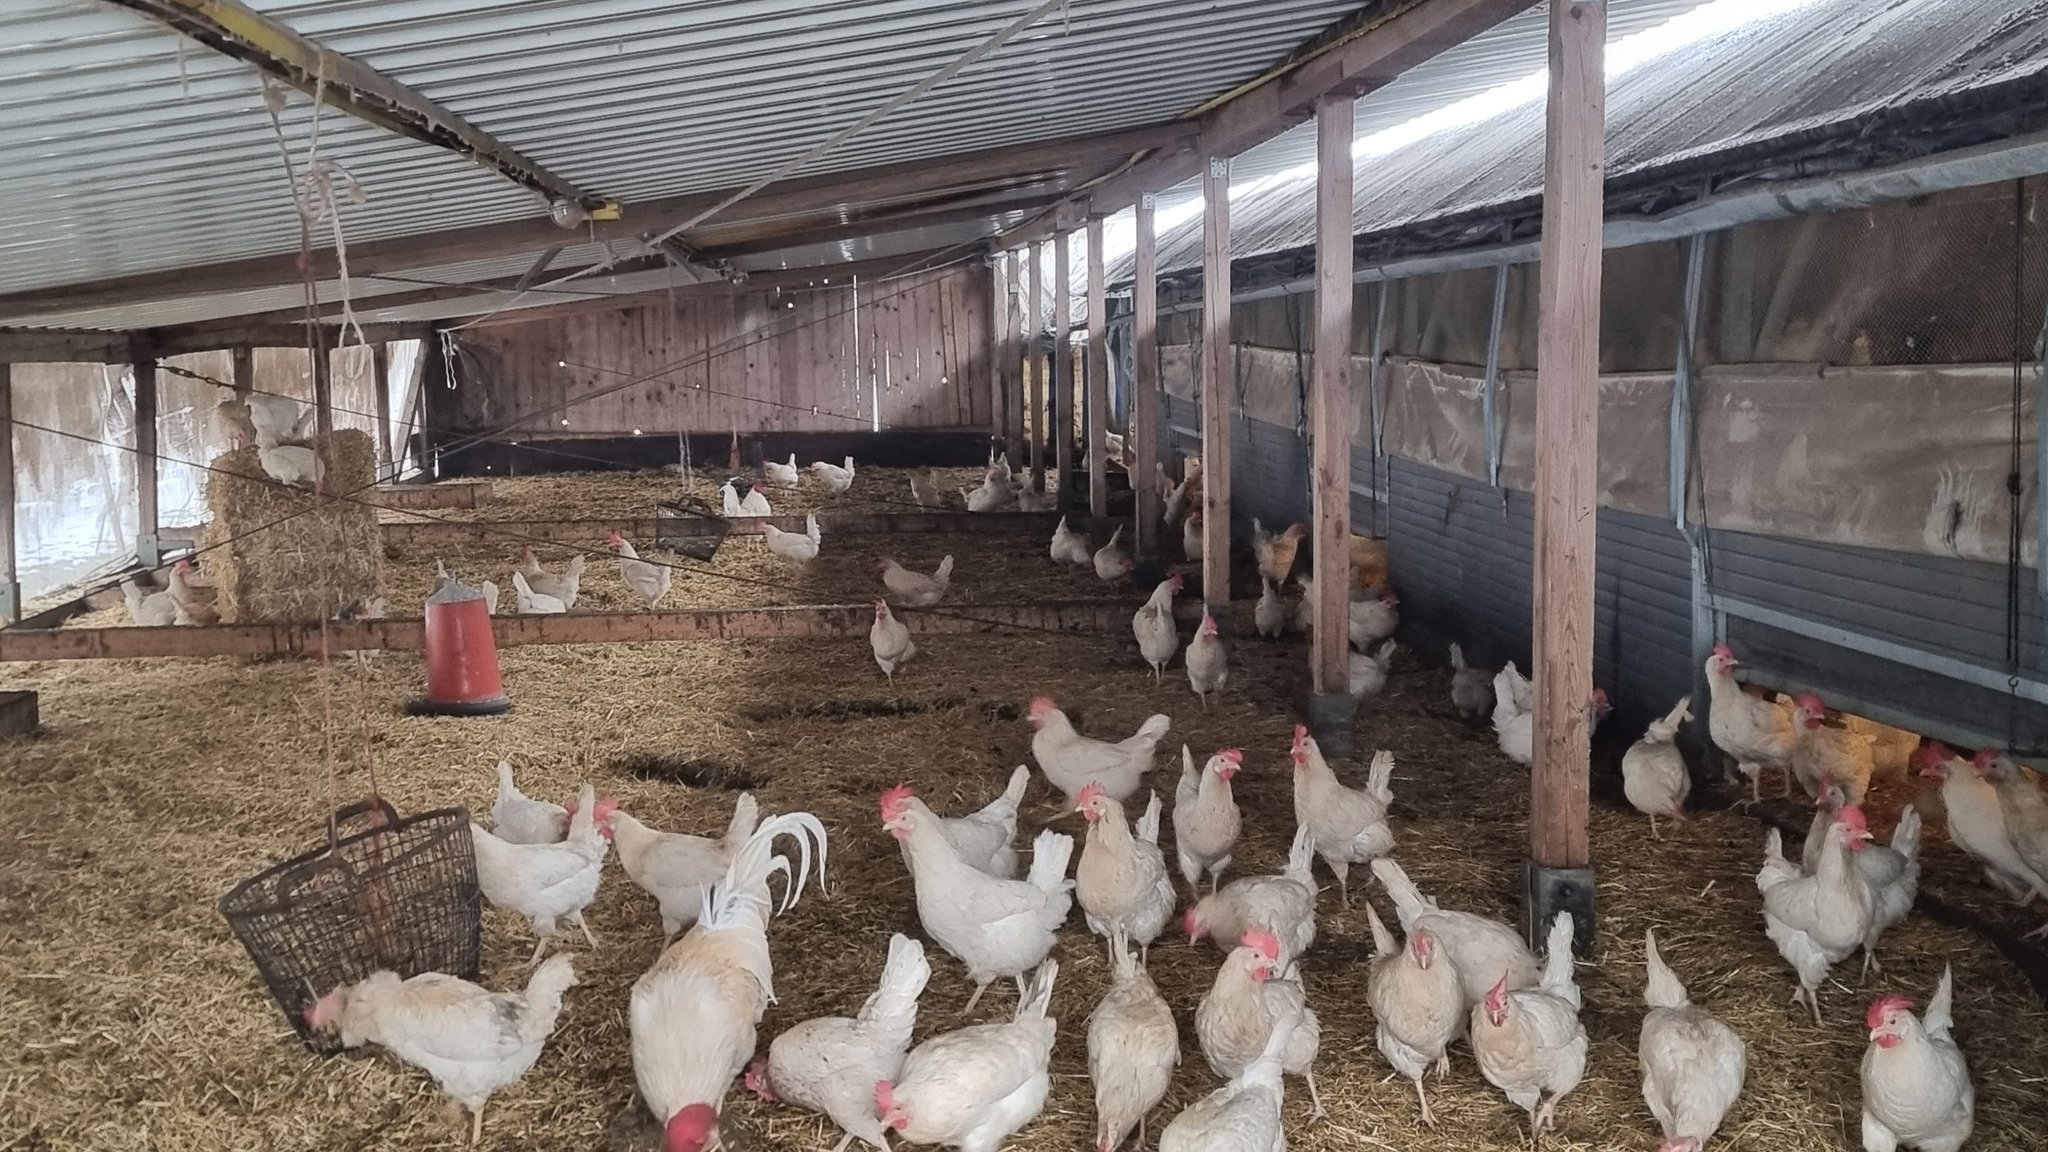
[
  {"left": 1482, "top": 263, "right": 1509, "bottom": 489},
  {"left": 1711, "top": 592, "right": 2048, "bottom": 705}
]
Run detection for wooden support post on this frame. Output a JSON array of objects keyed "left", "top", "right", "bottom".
[
  {"left": 1028, "top": 243, "right": 1046, "bottom": 491},
  {"left": 1307, "top": 95, "right": 1355, "bottom": 755},
  {"left": 131, "top": 354, "right": 160, "bottom": 568},
  {"left": 1085, "top": 217, "right": 1110, "bottom": 523},
  {"left": 1527, "top": 0, "right": 1605, "bottom": 954},
  {"left": 1052, "top": 231, "right": 1074, "bottom": 510},
  {"left": 989, "top": 259, "right": 1009, "bottom": 459},
  {"left": 1133, "top": 195, "right": 1162, "bottom": 558},
  {"left": 231, "top": 345, "right": 254, "bottom": 396},
  {"left": 0, "top": 364, "right": 16, "bottom": 622},
  {"left": 1200, "top": 156, "right": 1234, "bottom": 619},
  {"left": 1004, "top": 251, "right": 1026, "bottom": 459},
  {"left": 372, "top": 342, "right": 394, "bottom": 481},
  {"left": 310, "top": 330, "right": 335, "bottom": 444}
]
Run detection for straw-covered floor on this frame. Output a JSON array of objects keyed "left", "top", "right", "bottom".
[{"left": 4, "top": 577, "right": 2045, "bottom": 1151}]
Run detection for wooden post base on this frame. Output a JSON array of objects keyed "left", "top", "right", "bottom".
[
  {"left": 1523, "top": 861, "right": 1596, "bottom": 957},
  {"left": 1305, "top": 691, "right": 1354, "bottom": 760}
]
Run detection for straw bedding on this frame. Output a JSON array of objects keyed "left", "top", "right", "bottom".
[
  {"left": 202, "top": 431, "right": 381, "bottom": 622},
  {"left": 7, "top": 502, "right": 2047, "bottom": 1152}
]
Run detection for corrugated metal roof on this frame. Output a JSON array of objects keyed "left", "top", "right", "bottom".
[
  {"left": 1111, "top": 0, "right": 2048, "bottom": 286},
  {"left": 0, "top": 0, "right": 1364, "bottom": 313}
]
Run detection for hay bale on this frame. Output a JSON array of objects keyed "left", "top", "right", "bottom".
[{"left": 202, "top": 431, "right": 380, "bottom": 621}]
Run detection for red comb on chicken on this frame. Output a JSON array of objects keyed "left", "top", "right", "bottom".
[
  {"left": 1075, "top": 782, "right": 1105, "bottom": 813},
  {"left": 1242, "top": 928, "right": 1281, "bottom": 962},
  {"left": 1866, "top": 994, "right": 1914, "bottom": 1032},
  {"left": 879, "top": 784, "right": 916, "bottom": 824}
]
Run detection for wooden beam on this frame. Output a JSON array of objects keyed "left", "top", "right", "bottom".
[
  {"left": 0, "top": 125, "right": 1192, "bottom": 326},
  {"left": 372, "top": 343, "right": 394, "bottom": 481},
  {"left": 1133, "top": 195, "right": 1162, "bottom": 558},
  {"left": 1085, "top": 217, "right": 1110, "bottom": 521},
  {"left": 1200, "top": 157, "right": 1235, "bottom": 615},
  {"left": 377, "top": 510, "right": 1063, "bottom": 548},
  {"left": 369, "top": 480, "right": 494, "bottom": 511},
  {"left": 1310, "top": 95, "right": 1355, "bottom": 705},
  {"left": 991, "top": 258, "right": 1010, "bottom": 455},
  {"left": 102, "top": 0, "right": 596, "bottom": 208},
  {"left": 0, "top": 364, "right": 16, "bottom": 622},
  {"left": 1052, "top": 232, "right": 1074, "bottom": 509},
  {"left": 142, "top": 322, "right": 428, "bottom": 359},
  {"left": 1027, "top": 242, "right": 1046, "bottom": 490},
  {"left": 1004, "top": 251, "right": 1025, "bottom": 458},
  {"left": 1529, "top": 0, "right": 1606, "bottom": 878},
  {"left": 0, "top": 599, "right": 1178, "bottom": 661},
  {"left": 132, "top": 355, "right": 160, "bottom": 567},
  {"left": 999, "top": 0, "right": 1538, "bottom": 248},
  {"left": 0, "top": 328, "right": 130, "bottom": 365},
  {"left": 231, "top": 346, "right": 254, "bottom": 396}
]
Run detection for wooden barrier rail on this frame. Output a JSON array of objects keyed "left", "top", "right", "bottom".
[
  {"left": 0, "top": 599, "right": 1186, "bottom": 662},
  {"left": 378, "top": 510, "right": 1063, "bottom": 546}
]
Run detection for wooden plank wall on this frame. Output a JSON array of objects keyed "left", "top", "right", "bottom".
[{"left": 449, "top": 265, "right": 993, "bottom": 437}]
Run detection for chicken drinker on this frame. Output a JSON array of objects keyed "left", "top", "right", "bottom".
[{"left": 407, "top": 581, "right": 511, "bottom": 716}]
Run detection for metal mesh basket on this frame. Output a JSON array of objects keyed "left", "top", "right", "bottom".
[
  {"left": 655, "top": 495, "right": 732, "bottom": 561},
  {"left": 219, "top": 798, "right": 481, "bottom": 1053}
]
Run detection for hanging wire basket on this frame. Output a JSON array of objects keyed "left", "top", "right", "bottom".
[
  {"left": 219, "top": 798, "right": 481, "bottom": 1054},
  {"left": 655, "top": 495, "right": 732, "bottom": 562}
]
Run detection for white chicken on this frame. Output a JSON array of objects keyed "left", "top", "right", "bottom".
[
  {"left": 470, "top": 784, "right": 615, "bottom": 964},
  {"left": 1492, "top": 661, "right": 1535, "bottom": 765},
  {"left": 1623, "top": 697, "right": 1694, "bottom": 838},
  {"left": 1348, "top": 590, "right": 1398, "bottom": 651},
  {"left": 1050, "top": 516, "right": 1094, "bottom": 569},
  {"left": 431, "top": 560, "right": 499, "bottom": 616},
  {"left": 166, "top": 558, "right": 217, "bottom": 625},
  {"left": 722, "top": 478, "right": 773, "bottom": 517},
  {"left": 212, "top": 386, "right": 256, "bottom": 445},
  {"left": 1185, "top": 826, "right": 1318, "bottom": 966},
  {"left": 720, "top": 477, "right": 746, "bottom": 517},
  {"left": 606, "top": 532, "right": 674, "bottom": 609},
  {"left": 1132, "top": 575, "right": 1182, "bottom": 680},
  {"left": 246, "top": 391, "right": 311, "bottom": 445},
  {"left": 876, "top": 960, "right": 1058, "bottom": 1152},
  {"left": 880, "top": 555, "right": 954, "bottom": 607},
  {"left": 1981, "top": 750, "right": 2048, "bottom": 937},
  {"left": 1075, "top": 786, "right": 1176, "bottom": 958},
  {"left": 766, "top": 452, "right": 801, "bottom": 488},
  {"left": 1705, "top": 645, "right": 1800, "bottom": 804},
  {"left": 1012, "top": 482, "right": 1055, "bottom": 513},
  {"left": 1253, "top": 577, "right": 1287, "bottom": 640},
  {"left": 1027, "top": 697, "right": 1171, "bottom": 808},
  {"left": 1861, "top": 965, "right": 1973, "bottom": 1152},
  {"left": 1788, "top": 692, "right": 1874, "bottom": 804},
  {"left": 631, "top": 811, "right": 828, "bottom": 1152},
  {"left": 1348, "top": 639, "right": 1397, "bottom": 701},
  {"left": 515, "top": 546, "right": 583, "bottom": 608},
  {"left": 1364, "top": 902, "right": 1461, "bottom": 1127},
  {"left": 1470, "top": 912, "right": 1587, "bottom": 1139},
  {"left": 898, "top": 765, "right": 1031, "bottom": 881},
  {"left": 1370, "top": 856, "right": 1538, "bottom": 1016},
  {"left": 1182, "top": 510, "right": 1204, "bottom": 562},
  {"left": 1094, "top": 524, "right": 1134, "bottom": 583},
  {"left": 1917, "top": 744, "right": 2048, "bottom": 905},
  {"left": 510, "top": 570, "right": 567, "bottom": 615},
  {"left": 1173, "top": 745, "right": 1242, "bottom": 892},
  {"left": 883, "top": 784, "right": 1073, "bottom": 1013},
  {"left": 964, "top": 471, "right": 1012, "bottom": 512},
  {"left": 1159, "top": 1018, "right": 1291, "bottom": 1152},
  {"left": 1756, "top": 810, "right": 1874, "bottom": 1025},
  {"left": 763, "top": 512, "right": 822, "bottom": 564},
  {"left": 1801, "top": 791, "right": 1922, "bottom": 977},
  {"left": 1639, "top": 928, "right": 1747, "bottom": 1152},
  {"left": 1290, "top": 730, "right": 1395, "bottom": 906},
  {"left": 611, "top": 793, "right": 761, "bottom": 940},
  {"left": 1087, "top": 927, "right": 1179, "bottom": 1152},
  {"left": 1186, "top": 612, "right": 1228, "bottom": 710},
  {"left": 1194, "top": 928, "right": 1324, "bottom": 1119},
  {"left": 1449, "top": 642, "right": 1494, "bottom": 719},
  {"left": 748, "top": 933, "right": 931, "bottom": 1152},
  {"left": 869, "top": 600, "right": 918, "bottom": 684},
  {"left": 307, "top": 953, "right": 576, "bottom": 1145},
  {"left": 255, "top": 431, "right": 323, "bottom": 490},
  {"left": 906, "top": 469, "right": 945, "bottom": 509},
  {"left": 122, "top": 575, "right": 178, "bottom": 626},
  {"left": 491, "top": 759, "right": 567, "bottom": 845},
  {"left": 1162, "top": 462, "right": 1200, "bottom": 527},
  {"left": 809, "top": 455, "right": 856, "bottom": 493}
]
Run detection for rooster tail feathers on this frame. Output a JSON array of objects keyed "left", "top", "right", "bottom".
[
  {"left": 701, "top": 810, "right": 829, "bottom": 936},
  {"left": 1135, "top": 791, "right": 1163, "bottom": 845},
  {"left": 1285, "top": 824, "right": 1315, "bottom": 879},
  {"left": 1026, "top": 828, "right": 1075, "bottom": 894},
  {"left": 1364, "top": 900, "right": 1397, "bottom": 958},
  {"left": 860, "top": 933, "right": 932, "bottom": 1029},
  {"left": 1540, "top": 912, "right": 1577, "bottom": 998},
  {"left": 1015, "top": 960, "right": 1058, "bottom": 1022},
  {"left": 1925, "top": 964, "right": 1955, "bottom": 1039},
  {"left": 725, "top": 793, "right": 762, "bottom": 850},
  {"left": 1641, "top": 928, "right": 1688, "bottom": 1009}
]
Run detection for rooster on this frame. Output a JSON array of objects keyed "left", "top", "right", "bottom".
[
  {"left": 1788, "top": 693, "right": 1874, "bottom": 803},
  {"left": 1757, "top": 809, "right": 1874, "bottom": 1024},
  {"left": 869, "top": 601, "right": 917, "bottom": 684},
  {"left": 307, "top": 954, "right": 576, "bottom": 1145},
  {"left": 1251, "top": 519, "right": 1309, "bottom": 586},
  {"left": 1075, "top": 786, "right": 1175, "bottom": 958},
  {"left": 1705, "top": 645, "right": 1798, "bottom": 803},
  {"left": 1172, "top": 746, "right": 1242, "bottom": 892},
  {"left": 1094, "top": 525, "right": 1134, "bottom": 583},
  {"left": 1802, "top": 789, "right": 1922, "bottom": 976},
  {"left": 1291, "top": 729, "right": 1395, "bottom": 906},
  {"left": 1158, "top": 1018, "right": 1290, "bottom": 1152},
  {"left": 1364, "top": 901, "right": 1460, "bottom": 1127},
  {"left": 631, "top": 810, "right": 828, "bottom": 1152},
  {"left": 876, "top": 960, "right": 1058, "bottom": 1151},
  {"left": 1253, "top": 577, "right": 1286, "bottom": 640},
  {"left": 1349, "top": 640, "right": 1397, "bottom": 702},
  {"left": 1861, "top": 966, "right": 1973, "bottom": 1152},
  {"left": 1370, "top": 856, "right": 1537, "bottom": 1018},
  {"left": 883, "top": 784, "right": 1073, "bottom": 1013},
  {"left": 1919, "top": 745, "right": 2048, "bottom": 906},
  {"left": 748, "top": 933, "right": 930, "bottom": 1152},
  {"left": 1639, "top": 928, "right": 1747, "bottom": 1152},
  {"left": 1194, "top": 928, "right": 1324, "bottom": 1119},
  {"left": 1132, "top": 575, "right": 1182, "bottom": 680},
  {"left": 1623, "top": 698, "right": 1694, "bottom": 838},
  {"left": 1027, "top": 697, "right": 1171, "bottom": 808},
  {"left": 612, "top": 793, "right": 762, "bottom": 940},
  {"left": 763, "top": 512, "right": 821, "bottom": 564},
  {"left": 1186, "top": 614, "right": 1228, "bottom": 711},
  {"left": 765, "top": 452, "right": 801, "bottom": 488},
  {"left": 491, "top": 759, "right": 567, "bottom": 845},
  {"left": 606, "top": 532, "right": 673, "bottom": 609},
  {"left": 897, "top": 765, "right": 1031, "bottom": 881},
  {"left": 470, "top": 783, "right": 615, "bottom": 965},
  {"left": 1470, "top": 912, "right": 1587, "bottom": 1140},
  {"left": 1449, "top": 642, "right": 1493, "bottom": 719},
  {"left": 1185, "top": 826, "right": 1318, "bottom": 966},
  {"left": 880, "top": 555, "right": 954, "bottom": 607},
  {"left": 1087, "top": 927, "right": 1178, "bottom": 1152},
  {"left": 809, "top": 456, "right": 856, "bottom": 493}
]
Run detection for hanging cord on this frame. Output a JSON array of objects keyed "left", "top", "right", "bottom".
[{"left": 2005, "top": 178, "right": 2028, "bottom": 748}]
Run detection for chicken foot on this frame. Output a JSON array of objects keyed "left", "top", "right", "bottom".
[
  {"left": 825, "top": 1134, "right": 854, "bottom": 1152},
  {"left": 1413, "top": 1075, "right": 1436, "bottom": 1127},
  {"left": 1790, "top": 981, "right": 1824, "bottom": 1028},
  {"left": 1328, "top": 859, "right": 1352, "bottom": 908},
  {"left": 526, "top": 935, "right": 552, "bottom": 968},
  {"left": 571, "top": 912, "right": 600, "bottom": 950},
  {"left": 1304, "top": 1069, "right": 1327, "bottom": 1122},
  {"left": 1207, "top": 857, "right": 1231, "bottom": 895},
  {"left": 962, "top": 978, "right": 995, "bottom": 1015}
]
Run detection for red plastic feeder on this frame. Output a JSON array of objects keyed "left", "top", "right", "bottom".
[{"left": 406, "top": 592, "right": 510, "bottom": 716}]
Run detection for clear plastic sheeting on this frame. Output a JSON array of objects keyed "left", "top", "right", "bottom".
[{"left": 12, "top": 363, "right": 139, "bottom": 603}]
